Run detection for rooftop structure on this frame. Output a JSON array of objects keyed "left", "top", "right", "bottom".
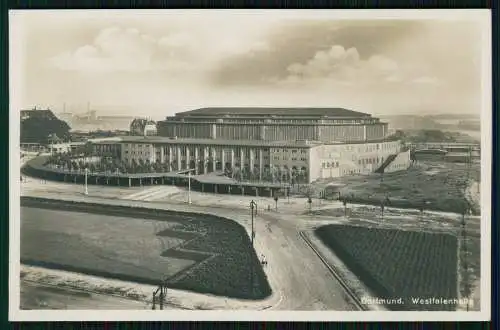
[
  {"left": 175, "top": 107, "right": 371, "bottom": 118},
  {"left": 158, "top": 107, "right": 388, "bottom": 143},
  {"left": 21, "top": 108, "right": 59, "bottom": 122},
  {"left": 130, "top": 118, "right": 158, "bottom": 136}
]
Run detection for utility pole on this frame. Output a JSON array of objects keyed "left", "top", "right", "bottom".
[
  {"left": 152, "top": 276, "right": 168, "bottom": 310},
  {"left": 250, "top": 200, "right": 257, "bottom": 246},
  {"left": 188, "top": 171, "right": 191, "bottom": 204},
  {"left": 177, "top": 169, "right": 195, "bottom": 204},
  {"left": 461, "top": 146, "right": 473, "bottom": 311},
  {"left": 249, "top": 200, "right": 257, "bottom": 296},
  {"left": 380, "top": 201, "right": 385, "bottom": 221},
  {"left": 84, "top": 168, "right": 89, "bottom": 195}
]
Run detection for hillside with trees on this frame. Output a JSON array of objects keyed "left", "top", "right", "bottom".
[{"left": 21, "top": 110, "right": 72, "bottom": 144}]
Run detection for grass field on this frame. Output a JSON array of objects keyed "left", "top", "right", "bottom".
[
  {"left": 21, "top": 198, "right": 271, "bottom": 300},
  {"left": 321, "top": 161, "right": 481, "bottom": 215},
  {"left": 315, "top": 224, "right": 459, "bottom": 311}
]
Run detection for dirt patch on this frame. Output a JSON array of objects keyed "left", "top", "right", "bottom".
[{"left": 315, "top": 161, "right": 481, "bottom": 215}]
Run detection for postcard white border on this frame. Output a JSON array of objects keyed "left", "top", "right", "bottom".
[{"left": 9, "top": 9, "right": 492, "bottom": 322}]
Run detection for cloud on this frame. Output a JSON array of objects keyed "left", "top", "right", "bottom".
[
  {"left": 411, "top": 76, "right": 441, "bottom": 86},
  {"left": 50, "top": 27, "right": 199, "bottom": 73},
  {"left": 281, "top": 45, "right": 401, "bottom": 86}
]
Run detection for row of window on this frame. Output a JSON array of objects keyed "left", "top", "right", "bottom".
[
  {"left": 124, "top": 151, "right": 152, "bottom": 156},
  {"left": 323, "top": 142, "right": 398, "bottom": 154},
  {"left": 273, "top": 156, "right": 308, "bottom": 161},
  {"left": 358, "top": 157, "right": 383, "bottom": 165},
  {"left": 272, "top": 148, "right": 308, "bottom": 154},
  {"left": 322, "top": 161, "right": 340, "bottom": 168}
]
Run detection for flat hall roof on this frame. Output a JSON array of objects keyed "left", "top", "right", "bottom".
[{"left": 175, "top": 107, "right": 371, "bottom": 118}]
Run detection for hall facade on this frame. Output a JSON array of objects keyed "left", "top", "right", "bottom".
[{"left": 93, "top": 107, "right": 410, "bottom": 183}]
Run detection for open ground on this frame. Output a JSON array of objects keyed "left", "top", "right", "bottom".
[
  {"left": 21, "top": 201, "right": 271, "bottom": 300},
  {"left": 325, "top": 161, "right": 481, "bottom": 215}
]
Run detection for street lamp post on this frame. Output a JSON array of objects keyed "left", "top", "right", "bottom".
[
  {"left": 84, "top": 168, "right": 89, "bottom": 195},
  {"left": 177, "top": 169, "right": 195, "bottom": 204},
  {"left": 250, "top": 200, "right": 257, "bottom": 246},
  {"left": 249, "top": 200, "right": 257, "bottom": 296},
  {"left": 188, "top": 170, "right": 191, "bottom": 204}
]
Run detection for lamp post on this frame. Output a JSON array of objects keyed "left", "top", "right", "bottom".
[
  {"left": 249, "top": 200, "right": 257, "bottom": 296},
  {"left": 84, "top": 167, "right": 89, "bottom": 195},
  {"left": 177, "top": 169, "right": 195, "bottom": 204},
  {"left": 250, "top": 200, "right": 257, "bottom": 246},
  {"left": 188, "top": 170, "right": 191, "bottom": 204}
]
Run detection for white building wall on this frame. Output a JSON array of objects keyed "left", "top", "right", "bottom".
[
  {"left": 144, "top": 124, "right": 157, "bottom": 136},
  {"left": 384, "top": 149, "right": 411, "bottom": 173},
  {"left": 309, "top": 140, "right": 404, "bottom": 182}
]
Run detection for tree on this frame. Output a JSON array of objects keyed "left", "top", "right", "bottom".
[
  {"left": 21, "top": 111, "right": 71, "bottom": 144},
  {"left": 301, "top": 185, "right": 315, "bottom": 197},
  {"left": 419, "top": 200, "right": 427, "bottom": 221},
  {"left": 131, "top": 159, "right": 139, "bottom": 173},
  {"left": 291, "top": 167, "right": 298, "bottom": 186},
  {"left": 241, "top": 167, "right": 248, "bottom": 181},
  {"left": 83, "top": 142, "right": 94, "bottom": 159},
  {"left": 339, "top": 195, "right": 350, "bottom": 218},
  {"left": 270, "top": 166, "right": 279, "bottom": 183},
  {"left": 262, "top": 167, "right": 271, "bottom": 182}
]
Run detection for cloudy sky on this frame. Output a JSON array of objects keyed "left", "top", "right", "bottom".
[{"left": 11, "top": 10, "right": 489, "bottom": 119}]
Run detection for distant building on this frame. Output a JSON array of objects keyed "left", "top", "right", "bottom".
[
  {"left": 56, "top": 112, "right": 75, "bottom": 123},
  {"left": 130, "top": 118, "right": 157, "bottom": 136},
  {"left": 21, "top": 107, "right": 60, "bottom": 122},
  {"left": 47, "top": 142, "right": 85, "bottom": 154}
]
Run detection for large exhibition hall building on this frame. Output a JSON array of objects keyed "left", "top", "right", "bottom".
[{"left": 94, "top": 107, "right": 411, "bottom": 184}]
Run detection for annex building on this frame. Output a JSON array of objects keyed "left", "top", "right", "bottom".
[{"left": 94, "top": 107, "right": 410, "bottom": 184}]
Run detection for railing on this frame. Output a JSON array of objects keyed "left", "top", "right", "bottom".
[{"left": 374, "top": 154, "right": 397, "bottom": 174}]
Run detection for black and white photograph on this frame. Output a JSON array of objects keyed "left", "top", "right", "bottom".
[{"left": 9, "top": 9, "right": 491, "bottom": 321}]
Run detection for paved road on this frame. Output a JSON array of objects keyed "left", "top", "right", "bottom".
[{"left": 21, "top": 280, "right": 149, "bottom": 310}]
